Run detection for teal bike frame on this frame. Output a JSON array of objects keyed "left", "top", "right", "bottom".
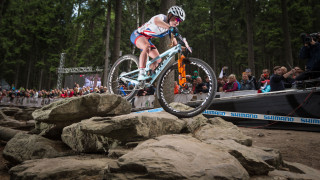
[{"left": 120, "top": 44, "right": 182, "bottom": 87}]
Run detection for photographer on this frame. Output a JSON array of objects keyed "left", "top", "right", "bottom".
[
  {"left": 296, "top": 33, "right": 320, "bottom": 81},
  {"left": 270, "top": 66, "right": 295, "bottom": 91},
  {"left": 257, "top": 69, "right": 270, "bottom": 89}
]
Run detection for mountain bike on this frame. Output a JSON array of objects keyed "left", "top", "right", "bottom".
[{"left": 107, "top": 33, "right": 217, "bottom": 118}]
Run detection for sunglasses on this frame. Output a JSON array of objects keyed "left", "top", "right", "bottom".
[{"left": 175, "top": 17, "right": 182, "bottom": 23}]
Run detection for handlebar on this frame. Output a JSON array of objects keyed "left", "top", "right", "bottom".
[{"left": 176, "top": 34, "right": 192, "bottom": 54}]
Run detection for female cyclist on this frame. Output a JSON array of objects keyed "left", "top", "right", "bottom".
[{"left": 130, "top": 6, "right": 186, "bottom": 81}]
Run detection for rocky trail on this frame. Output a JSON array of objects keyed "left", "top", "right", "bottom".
[{"left": 0, "top": 93, "right": 319, "bottom": 179}]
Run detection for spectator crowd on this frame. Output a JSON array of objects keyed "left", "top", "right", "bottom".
[
  {"left": 1, "top": 62, "right": 317, "bottom": 102},
  {"left": 172, "top": 61, "right": 318, "bottom": 95},
  {"left": 0, "top": 83, "right": 108, "bottom": 102}
]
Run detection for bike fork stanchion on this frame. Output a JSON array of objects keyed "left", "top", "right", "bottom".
[{"left": 178, "top": 54, "right": 187, "bottom": 87}]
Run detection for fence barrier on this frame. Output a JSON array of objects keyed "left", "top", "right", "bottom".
[{"left": 0, "top": 90, "right": 258, "bottom": 109}]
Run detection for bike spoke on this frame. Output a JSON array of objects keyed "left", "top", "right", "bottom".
[{"left": 157, "top": 58, "right": 216, "bottom": 118}]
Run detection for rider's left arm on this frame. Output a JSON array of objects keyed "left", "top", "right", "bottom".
[{"left": 173, "top": 38, "right": 178, "bottom": 46}]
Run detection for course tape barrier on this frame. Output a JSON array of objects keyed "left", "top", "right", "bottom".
[
  {"left": 203, "top": 109, "right": 320, "bottom": 125},
  {"left": 133, "top": 108, "right": 320, "bottom": 125}
]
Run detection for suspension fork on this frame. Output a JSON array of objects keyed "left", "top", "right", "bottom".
[{"left": 177, "top": 54, "right": 187, "bottom": 87}]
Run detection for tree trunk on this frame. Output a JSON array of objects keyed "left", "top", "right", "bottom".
[
  {"left": 141, "top": 0, "right": 145, "bottom": 24},
  {"left": 154, "top": 0, "right": 176, "bottom": 108},
  {"left": 103, "top": 1, "right": 112, "bottom": 86},
  {"left": 14, "top": 64, "right": 20, "bottom": 89},
  {"left": 48, "top": 70, "right": 52, "bottom": 90},
  {"left": 26, "top": 59, "right": 32, "bottom": 89},
  {"left": 73, "top": 0, "right": 82, "bottom": 66},
  {"left": 0, "top": 0, "right": 7, "bottom": 22},
  {"left": 281, "top": 0, "right": 293, "bottom": 68},
  {"left": 39, "top": 69, "right": 43, "bottom": 91},
  {"left": 245, "top": 0, "right": 255, "bottom": 75},
  {"left": 112, "top": 0, "right": 122, "bottom": 65},
  {"left": 210, "top": 3, "right": 216, "bottom": 73},
  {"left": 136, "top": 1, "right": 139, "bottom": 28}
]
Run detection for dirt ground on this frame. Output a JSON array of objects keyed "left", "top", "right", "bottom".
[
  {"left": 0, "top": 128, "right": 319, "bottom": 179},
  {"left": 240, "top": 127, "right": 320, "bottom": 170}
]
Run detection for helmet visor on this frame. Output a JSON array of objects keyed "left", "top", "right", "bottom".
[{"left": 175, "top": 17, "right": 182, "bottom": 23}]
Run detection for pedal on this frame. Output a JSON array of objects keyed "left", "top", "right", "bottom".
[{"left": 137, "top": 80, "right": 146, "bottom": 89}]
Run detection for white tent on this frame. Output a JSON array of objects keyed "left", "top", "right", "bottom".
[{"left": 0, "top": 79, "right": 10, "bottom": 90}]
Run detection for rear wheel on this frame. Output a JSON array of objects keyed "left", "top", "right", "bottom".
[
  {"left": 107, "top": 54, "right": 139, "bottom": 100},
  {"left": 157, "top": 57, "right": 217, "bottom": 118}
]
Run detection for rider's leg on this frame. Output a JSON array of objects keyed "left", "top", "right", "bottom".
[
  {"left": 136, "top": 36, "right": 150, "bottom": 68},
  {"left": 149, "top": 48, "right": 161, "bottom": 71},
  {"left": 136, "top": 36, "right": 151, "bottom": 80}
]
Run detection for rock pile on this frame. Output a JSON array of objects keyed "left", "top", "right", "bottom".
[{"left": 0, "top": 93, "right": 319, "bottom": 179}]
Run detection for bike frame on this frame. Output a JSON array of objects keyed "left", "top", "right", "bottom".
[{"left": 120, "top": 44, "right": 182, "bottom": 87}]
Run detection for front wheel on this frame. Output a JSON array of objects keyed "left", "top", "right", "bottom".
[{"left": 157, "top": 58, "right": 217, "bottom": 118}]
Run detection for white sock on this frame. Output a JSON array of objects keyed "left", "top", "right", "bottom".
[{"left": 139, "top": 68, "right": 145, "bottom": 75}]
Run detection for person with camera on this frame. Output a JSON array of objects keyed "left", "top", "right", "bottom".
[
  {"left": 270, "top": 66, "right": 295, "bottom": 91},
  {"left": 257, "top": 69, "right": 270, "bottom": 89},
  {"left": 292, "top": 66, "right": 304, "bottom": 79},
  {"left": 296, "top": 33, "right": 320, "bottom": 81},
  {"left": 281, "top": 66, "right": 295, "bottom": 88}
]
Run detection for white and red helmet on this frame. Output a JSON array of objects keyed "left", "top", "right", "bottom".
[{"left": 168, "top": 6, "right": 185, "bottom": 22}]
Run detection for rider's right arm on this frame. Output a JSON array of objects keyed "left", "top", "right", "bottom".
[{"left": 154, "top": 16, "right": 170, "bottom": 30}]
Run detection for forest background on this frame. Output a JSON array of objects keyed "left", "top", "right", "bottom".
[{"left": 0, "top": 0, "right": 319, "bottom": 90}]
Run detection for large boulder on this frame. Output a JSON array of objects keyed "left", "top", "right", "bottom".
[
  {"left": 3, "top": 132, "right": 73, "bottom": 164},
  {"left": 61, "top": 112, "right": 186, "bottom": 153},
  {"left": 108, "top": 134, "right": 250, "bottom": 180},
  {"left": 181, "top": 113, "right": 208, "bottom": 133},
  {"left": 194, "top": 117, "right": 253, "bottom": 146},
  {"left": 267, "top": 161, "right": 320, "bottom": 180},
  {"left": 205, "top": 139, "right": 280, "bottom": 175},
  {"left": 0, "top": 126, "right": 26, "bottom": 141},
  {"left": 32, "top": 121, "right": 63, "bottom": 140},
  {"left": 251, "top": 161, "right": 320, "bottom": 180},
  {"left": 32, "top": 93, "right": 131, "bottom": 123},
  {"left": 9, "top": 155, "right": 117, "bottom": 180},
  {"left": 1, "top": 107, "right": 21, "bottom": 116},
  {"left": 31, "top": 93, "right": 131, "bottom": 138},
  {"left": 169, "top": 102, "right": 209, "bottom": 133},
  {"left": 0, "top": 110, "right": 34, "bottom": 129},
  {"left": 14, "top": 107, "right": 36, "bottom": 120}
]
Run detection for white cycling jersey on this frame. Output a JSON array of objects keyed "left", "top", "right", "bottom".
[{"left": 137, "top": 14, "right": 170, "bottom": 38}]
